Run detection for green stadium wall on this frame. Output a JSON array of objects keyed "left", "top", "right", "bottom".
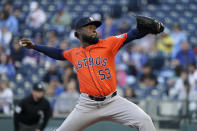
[{"left": 1, "top": 117, "right": 197, "bottom": 131}]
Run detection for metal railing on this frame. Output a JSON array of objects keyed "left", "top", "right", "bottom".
[{"left": 1, "top": 97, "right": 197, "bottom": 123}]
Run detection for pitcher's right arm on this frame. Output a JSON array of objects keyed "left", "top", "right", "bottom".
[{"left": 19, "top": 38, "right": 65, "bottom": 60}]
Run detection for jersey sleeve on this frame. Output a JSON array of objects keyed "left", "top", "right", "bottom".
[
  {"left": 62, "top": 49, "right": 73, "bottom": 64},
  {"left": 105, "top": 33, "right": 127, "bottom": 54}
]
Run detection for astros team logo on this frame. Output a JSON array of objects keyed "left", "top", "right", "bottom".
[
  {"left": 115, "top": 34, "right": 123, "bottom": 38},
  {"left": 89, "top": 17, "right": 94, "bottom": 21}
]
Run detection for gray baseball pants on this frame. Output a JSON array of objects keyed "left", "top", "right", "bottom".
[{"left": 56, "top": 93, "right": 156, "bottom": 131}]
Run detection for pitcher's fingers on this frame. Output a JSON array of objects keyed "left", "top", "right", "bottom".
[
  {"left": 20, "top": 39, "right": 31, "bottom": 43},
  {"left": 21, "top": 38, "right": 30, "bottom": 40}
]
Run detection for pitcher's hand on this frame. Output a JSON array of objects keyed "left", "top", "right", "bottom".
[{"left": 19, "top": 38, "right": 35, "bottom": 49}]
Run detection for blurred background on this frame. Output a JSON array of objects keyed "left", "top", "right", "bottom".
[{"left": 0, "top": 0, "right": 197, "bottom": 130}]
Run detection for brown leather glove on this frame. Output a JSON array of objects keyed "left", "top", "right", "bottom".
[{"left": 19, "top": 38, "right": 35, "bottom": 49}]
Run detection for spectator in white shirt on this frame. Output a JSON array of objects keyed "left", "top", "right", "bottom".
[
  {"left": 0, "top": 79, "right": 13, "bottom": 115},
  {"left": 26, "top": 1, "right": 46, "bottom": 29}
]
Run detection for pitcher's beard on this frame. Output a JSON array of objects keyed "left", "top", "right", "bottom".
[{"left": 81, "top": 34, "right": 99, "bottom": 45}]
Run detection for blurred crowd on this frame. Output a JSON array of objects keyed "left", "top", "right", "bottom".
[{"left": 0, "top": 0, "right": 197, "bottom": 118}]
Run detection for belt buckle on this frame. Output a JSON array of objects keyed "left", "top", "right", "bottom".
[{"left": 96, "top": 96, "right": 106, "bottom": 101}]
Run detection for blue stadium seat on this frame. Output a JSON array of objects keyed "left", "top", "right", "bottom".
[
  {"left": 0, "top": 0, "right": 7, "bottom": 5},
  {"left": 10, "top": 81, "right": 16, "bottom": 90},
  {"left": 190, "top": 37, "right": 197, "bottom": 45},
  {"left": 161, "top": 4, "right": 170, "bottom": 11},
  {"left": 147, "top": 5, "right": 157, "bottom": 11},
  {"left": 162, "top": 0, "right": 176, "bottom": 4},
  {"left": 193, "top": 17, "right": 197, "bottom": 24},
  {"left": 175, "top": 4, "right": 185, "bottom": 11},
  {"left": 179, "top": 0, "right": 190, "bottom": 4},
  {"left": 22, "top": 29, "right": 32, "bottom": 37},
  {"left": 187, "top": 23, "right": 196, "bottom": 31},
  {"left": 106, "top": 0, "right": 114, "bottom": 4},
  {"left": 79, "top": 0, "right": 89, "bottom": 5},
  {"left": 0, "top": 5, "right": 3, "bottom": 11},
  {"left": 47, "top": 4, "right": 56, "bottom": 12},
  {"left": 21, "top": 4, "right": 29, "bottom": 13},
  {"left": 65, "top": 4, "right": 75, "bottom": 12},
  {"left": 31, "top": 74, "right": 41, "bottom": 83},
  {"left": 87, "top": 5, "right": 97, "bottom": 12},
  {"left": 120, "top": 0, "right": 128, "bottom": 6},
  {"left": 41, "top": 23, "right": 51, "bottom": 31},
  {"left": 169, "top": 11, "right": 179, "bottom": 19},
  {"left": 82, "top": 11, "right": 91, "bottom": 17},
  {"left": 155, "top": 11, "right": 165, "bottom": 18},
  {"left": 66, "top": 0, "right": 75, "bottom": 6},
  {"left": 38, "top": 68, "right": 46, "bottom": 77},
  {"left": 189, "top": 3, "right": 197, "bottom": 11},
  {"left": 24, "top": 81, "right": 32, "bottom": 91},
  {"left": 73, "top": 5, "right": 83, "bottom": 12},
  {"left": 16, "top": 87, "right": 25, "bottom": 96},
  {"left": 16, "top": 73, "right": 24, "bottom": 84},
  {"left": 178, "top": 17, "right": 187, "bottom": 25},
  {"left": 100, "top": 5, "right": 110, "bottom": 12},
  {"left": 92, "top": 0, "right": 103, "bottom": 5}
]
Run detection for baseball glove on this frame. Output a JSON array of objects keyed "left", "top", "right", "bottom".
[{"left": 136, "top": 15, "right": 164, "bottom": 34}]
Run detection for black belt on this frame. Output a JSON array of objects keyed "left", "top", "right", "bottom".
[{"left": 88, "top": 91, "right": 117, "bottom": 101}]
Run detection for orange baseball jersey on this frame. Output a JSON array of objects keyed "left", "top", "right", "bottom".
[{"left": 62, "top": 33, "right": 127, "bottom": 97}]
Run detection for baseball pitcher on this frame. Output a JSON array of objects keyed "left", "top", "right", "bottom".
[{"left": 19, "top": 16, "right": 164, "bottom": 131}]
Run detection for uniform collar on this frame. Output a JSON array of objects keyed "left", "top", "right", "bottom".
[{"left": 80, "top": 39, "right": 101, "bottom": 50}]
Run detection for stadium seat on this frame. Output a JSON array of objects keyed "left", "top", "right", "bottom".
[
  {"left": 161, "top": 4, "right": 170, "bottom": 11},
  {"left": 92, "top": 0, "right": 103, "bottom": 5},
  {"left": 162, "top": 0, "right": 176, "bottom": 4},
  {"left": 9, "top": 81, "right": 16, "bottom": 90},
  {"left": 24, "top": 81, "right": 32, "bottom": 91},
  {"left": 169, "top": 11, "right": 179, "bottom": 18},
  {"left": 79, "top": 0, "right": 89, "bottom": 5},
  {"left": 184, "top": 11, "right": 193, "bottom": 18},
  {"left": 87, "top": 5, "right": 97, "bottom": 12},
  {"left": 178, "top": 17, "right": 187, "bottom": 25},
  {"left": 120, "top": 0, "right": 128, "bottom": 6},
  {"left": 48, "top": 4, "right": 56, "bottom": 12},
  {"left": 155, "top": 11, "right": 165, "bottom": 18},
  {"left": 38, "top": 68, "right": 45, "bottom": 77},
  {"left": 73, "top": 5, "right": 83, "bottom": 12},
  {"left": 189, "top": 3, "right": 197, "bottom": 10},
  {"left": 147, "top": 5, "right": 157, "bottom": 11},
  {"left": 21, "top": 4, "right": 29, "bottom": 13},
  {"left": 101, "top": 5, "right": 110, "bottom": 12},
  {"left": 190, "top": 37, "right": 197, "bottom": 44},
  {"left": 16, "top": 73, "right": 24, "bottom": 83},
  {"left": 82, "top": 11, "right": 91, "bottom": 17},
  {"left": 16, "top": 87, "right": 25, "bottom": 96},
  {"left": 0, "top": 0, "right": 7, "bottom": 5},
  {"left": 0, "top": 5, "right": 3, "bottom": 11},
  {"left": 187, "top": 24, "right": 196, "bottom": 31}
]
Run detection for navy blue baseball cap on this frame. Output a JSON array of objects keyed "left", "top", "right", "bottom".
[{"left": 75, "top": 17, "right": 102, "bottom": 30}]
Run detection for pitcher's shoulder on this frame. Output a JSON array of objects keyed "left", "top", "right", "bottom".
[{"left": 99, "top": 36, "right": 117, "bottom": 43}]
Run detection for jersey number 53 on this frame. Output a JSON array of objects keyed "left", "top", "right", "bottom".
[{"left": 98, "top": 68, "right": 111, "bottom": 80}]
